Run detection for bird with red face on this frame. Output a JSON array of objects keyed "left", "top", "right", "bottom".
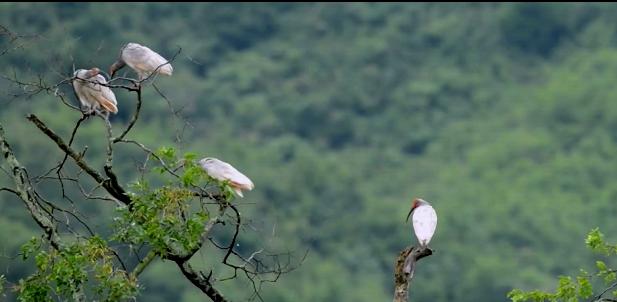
[{"left": 406, "top": 198, "right": 437, "bottom": 247}]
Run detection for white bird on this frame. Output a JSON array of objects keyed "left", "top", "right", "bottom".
[
  {"left": 406, "top": 198, "right": 437, "bottom": 247},
  {"left": 73, "top": 68, "right": 118, "bottom": 114},
  {"left": 199, "top": 157, "right": 254, "bottom": 198},
  {"left": 109, "top": 42, "right": 173, "bottom": 80}
]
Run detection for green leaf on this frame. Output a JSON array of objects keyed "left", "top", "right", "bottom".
[
  {"left": 586, "top": 228, "right": 605, "bottom": 251},
  {"left": 597, "top": 260, "right": 607, "bottom": 272},
  {"left": 556, "top": 276, "right": 576, "bottom": 299},
  {"left": 183, "top": 152, "right": 197, "bottom": 161},
  {"left": 577, "top": 275, "right": 592, "bottom": 298},
  {"left": 20, "top": 237, "right": 41, "bottom": 260},
  {"left": 181, "top": 166, "right": 203, "bottom": 187},
  {"left": 507, "top": 289, "right": 526, "bottom": 302}
]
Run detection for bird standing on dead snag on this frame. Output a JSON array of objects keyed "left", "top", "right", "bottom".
[
  {"left": 406, "top": 198, "right": 437, "bottom": 247},
  {"left": 73, "top": 68, "right": 118, "bottom": 115},
  {"left": 109, "top": 42, "right": 173, "bottom": 81},
  {"left": 199, "top": 157, "right": 254, "bottom": 198},
  {"left": 402, "top": 198, "right": 437, "bottom": 276}
]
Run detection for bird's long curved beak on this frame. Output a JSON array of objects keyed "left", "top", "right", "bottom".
[
  {"left": 109, "top": 59, "right": 126, "bottom": 79},
  {"left": 405, "top": 207, "right": 414, "bottom": 222}
]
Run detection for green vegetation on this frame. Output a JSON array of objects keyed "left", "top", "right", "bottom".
[
  {"left": 508, "top": 228, "right": 617, "bottom": 302},
  {"left": 2, "top": 3, "right": 617, "bottom": 301}
]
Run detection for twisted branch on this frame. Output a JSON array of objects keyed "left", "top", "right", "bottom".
[
  {"left": 0, "top": 122, "right": 60, "bottom": 249},
  {"left": 393, "top": 246, "right": 433, "bottom": 302}
]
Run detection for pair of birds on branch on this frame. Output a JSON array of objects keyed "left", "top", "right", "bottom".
[
  {"left": 72, "top": 42, "right": 173, "bottom": 116},
  {"left": 71, "top": 43, "right": 254, "bottom": 199}
]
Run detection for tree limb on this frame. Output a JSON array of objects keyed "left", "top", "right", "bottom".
[
  {"left": 0, "top": 122, "right": 60, "bottom": 249},
  {"left": 132, "top": 250, "right": 158, "bottom": 277},
  {"left": 595, "top": 281, "right": 617, "bottom": 302},
  {"left": 112, "top": 88, "right": 142, "bottom": 143},
  {"left": 393, "top": 245, "right": 433, "bottom": 302},
  {"left": 26, "top": 114, "right": 132, "bottom": 205},
  {"left": 176, "top": 260, "right": 228, "bottom": 302}
]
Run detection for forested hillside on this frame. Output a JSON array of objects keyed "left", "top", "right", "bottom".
[{"left": 2, "top": 3, "right": 617, "bottom": 301}]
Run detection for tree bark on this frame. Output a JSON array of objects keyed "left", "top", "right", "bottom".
[{"left": 393, "top": 246, "right": 433, "bottom": 302}]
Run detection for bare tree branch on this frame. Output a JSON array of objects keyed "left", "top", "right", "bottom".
[
  {"left": 176, "top": 260, "right": 227, "bottom": 302},
  {"left": 595, "top": 281, "right": 617, "bottom": 302},
  {"left": 0, "top": 122, "right": 60, "bottom": 250},
  {"left": 393, "top": 246, "right": 433, "bottom": 302},
  {"left": 0, "top": 187, "right": 19, "bottom": 196},
  {"left": 26, "top": 114, "right": 132, "bottom": 205},
  {"left": 112, "top": 88, "right": 142, "bottom": 143}
]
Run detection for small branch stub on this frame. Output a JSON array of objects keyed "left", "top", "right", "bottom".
[{"left": 393, "top": 245, "right": 433, "bottom": 302}]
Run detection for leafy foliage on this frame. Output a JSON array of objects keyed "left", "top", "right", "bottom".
[
  {"left": 17, "top": 236, "right": 138, "bottom": 302},
  {"left": 508, "top": 229, "right": 617, "bottom": 302}
]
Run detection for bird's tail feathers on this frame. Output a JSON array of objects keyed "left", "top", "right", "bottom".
[
  {"left": 159, "top": 64, "right": 173, "bottom": 76},
  {"left": 233, "top": 187, "right": 244, "bottom": 198},
  {"left": 99, "top": 99, "right": 118, "bottom": 114}
]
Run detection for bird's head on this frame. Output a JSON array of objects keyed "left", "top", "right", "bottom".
[
  {"left": 199, "top": 157, "right": 214, "bottom": 165},
  {"left": 199, "top": 157, "right": 219, "bottom": 169},
  {"left": 75, "top": 68, "right": 100, "bottom": 80},
  {"left": 89, "top": 67, "right": 100, "bottom": 76},
  {"left": 405, "top": 198, "right": 429, "bottom": 222},
  {"left": 73, "top": 69, "right": 85, "bottom": 77},
  {"left": 109, "top": 43, "right": 133, "bottom": 79}
]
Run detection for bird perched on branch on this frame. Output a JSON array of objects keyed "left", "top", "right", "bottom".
[
  {"left": 403, "top": 198, "right": 437, "bottom": 275},
  {"left": 406, "top": 198, "right": 437, "bottom": 247},
  {"left": 72, "top": 67, "right": 118, "bottom": 115},
  {"left": 199, "top": 157, "right": 254, "bottom": 198},
  {"left": 109, "top": 42, "right": 173, "bottom": 80}
]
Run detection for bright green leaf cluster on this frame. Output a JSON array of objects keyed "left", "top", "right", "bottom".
[
  {"left": 114, "top": 185, "right": 210, "bottom": 255},
  {"left": 509, "top": 228, "right": 617, "bottom": 302},
  {"left": 586, "top": 228, "right": 605, "bottom": 252},
  {"left": 576, "top": 273, "right": 593, "bottom": 299},
  {"left": 19, "top": 237, "right": 41, "bottom": 261},
  {"left": 586, "top": 228, "right": 617, "bottom": 256},
  {"left": 17, "top": 236, "right": 137, "bottom": 302},
  {"left": 156, "top": 146, "right": 176, "bottom": 164},
  {"left": 596, "top": 261, "right": 617, "bottom": 283},
  {"left": 507, "top": 275, "right": 589, "bottom": 302},
  {"left": 508, "top": 289, "right": 552, "bottom": 302}
]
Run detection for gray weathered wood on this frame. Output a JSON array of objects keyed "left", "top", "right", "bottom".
[{"left": 393, "top": 246, "right": 433, "bottom": 302}]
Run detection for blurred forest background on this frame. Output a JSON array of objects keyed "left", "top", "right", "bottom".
[{"left": 2, "top": 2, "right": 617, "bottom": 301}]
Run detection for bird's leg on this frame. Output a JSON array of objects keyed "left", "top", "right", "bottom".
[
  {"left": 93, "top": 108, "right": 106, "bottom": 119},
  {"left": 134, "top": 78, "right": 142, "bottom": 90},
  {"left": 81, "top": 106, "right": 96, "bottom": 117}
]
